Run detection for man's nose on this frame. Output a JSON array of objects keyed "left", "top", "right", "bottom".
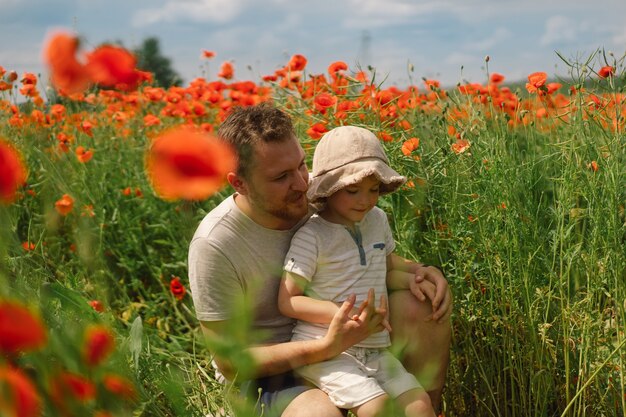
[{"left": 292, "top": 171, "right": 308, "bottom": 192}]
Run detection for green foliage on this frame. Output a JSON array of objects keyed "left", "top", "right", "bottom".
[
  {"left": 1, "top": 51, "right": 625, "bottom": 416},
  {"left": 133, "top": 37, "right": 183, "bottom": 88}
]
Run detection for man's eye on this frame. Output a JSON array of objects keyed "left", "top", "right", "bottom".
[{"left": 346, "top": 189, "right": 358, "bottom": 194}]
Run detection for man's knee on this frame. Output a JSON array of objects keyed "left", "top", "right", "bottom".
[{"left": 281, "top": 388, "right": 343, "bottom": 417}]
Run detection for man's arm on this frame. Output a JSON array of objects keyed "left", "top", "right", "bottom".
[{"left": 201, "top": 290, "right": 386, "bottom": 381}]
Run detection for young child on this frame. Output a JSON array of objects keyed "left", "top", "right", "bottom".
[{"left": 278, "top": 126, "right": 436, "bottom": 417}]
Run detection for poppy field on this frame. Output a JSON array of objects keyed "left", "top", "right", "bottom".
[{"left": 1, "top": 31, "right": 625, "bottom": 416}]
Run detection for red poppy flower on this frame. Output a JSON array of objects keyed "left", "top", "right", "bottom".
[
  {"left": 146, "top": 125, "right": 236, "bottom": 200},
  {"left": 490, "top": 73, "right": 505, "bottom": 84},
  {"left": 21, "top": 73, "right": 37, "bottom": 85},
  {"left": 83, "top": 325, "right": 115, "bottom": 367},
  {"left": 102, "top": 374, "right": 137, "bottom": 400},
  {"left": 21, "top": 242, "right": 36, "bottom": 251},
  {"left": 598, "top": 66, "right": 615, "bottom": 78},
  {"left": 143, "top": 114, "right": 161, "bottom": 127},
  {"left": 86, "top": 45, "right": 140, "bottom": 90},
  {"left": 546, "top": 82, "right": 562, "bottom": 94},
  {"left": 88, "top": 300, "right": 105, "bottom": 313},
  {"left": 75, "top": 146, "right": 93, "bottom": 163},
  {"left": 51, "top": 372, "right": 96, "bottom": 403},
  {"left": 328, "top": 61, "right": 348, "bottom": 79},
  {"left": 54, "top": 194, "right": 74, "bottom": 216},
  {"left": 218, "top": 61, "right": 234, "bottom": 80},
  {"left": 262, "top": 74, "right": 278, "bottom": 82},
  {"left": 170, "top": 276, "right": 186, "bottom": 300},
  {"left": 378, "top": 131, "right": 393, "bottom": 142},
  {"left": 313, "top": 92, "right": 337, "bottom": 112},
  {"left": 306, "top": 122, "right": 328, "bottom": 140},
  {"left": 0, "top": 139, "right": 28, "bottom": 205},
  {"left": 451, "top": 138, "right": 471, "bottom": 154},
  {"left": 202, "top": 50, "right": 216, "bottom": 59},
  {"left": 0, "top": 300, "right": 47, "bottom": 355},
  {"left": 525, "top": 72, "right": 547, "bottom": 93},
  {"left": 0, "top": 366, "right": 41, "bottom": 417},
  {"left": 401, "top": 137, "right": 420, "bottom": 156},
  {"left": 287, "top": 54, "right": 308, "bottom": 72},
  {"left": 43, "top": 31, "right": 90, "bottom": 95}
]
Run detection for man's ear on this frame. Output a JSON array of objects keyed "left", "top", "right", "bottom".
[{"left": 227, "top": 172, "right": 248, "bottom": 195}]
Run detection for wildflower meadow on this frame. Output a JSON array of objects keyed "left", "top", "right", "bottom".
[{"left": 0, "top": 31, "right": 624, "bottom": 417}]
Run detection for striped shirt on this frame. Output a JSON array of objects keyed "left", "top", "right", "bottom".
[{"left": 284, "top": 206, "right": 395, "bottom": 348}]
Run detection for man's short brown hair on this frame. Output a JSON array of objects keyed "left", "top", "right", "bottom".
[{"left": 218, "top": 102, "right": 296, "bottom": 179}]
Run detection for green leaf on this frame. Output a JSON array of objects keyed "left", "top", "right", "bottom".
[
  {"left": 129, "top": 315, "right": 143, "bottom": 369},
  {"left": 40, "top": 282, "right": 98, "bottom": 319}
]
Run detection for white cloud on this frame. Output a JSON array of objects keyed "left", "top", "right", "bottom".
[
  {"left": 612, "top": 27, "right": 626, "bottom": 46},
  {"left": 468, "top": 27, "right": 512, "bottom": 52},
  {"left": 540, "top": 15, "right": 577, "bottom": 46},
  {"left": 132, "top": 0, "right": 245, "bottom": 26},
  {"left": 343, "top": 0, "right": 444, "bottom": 28}
]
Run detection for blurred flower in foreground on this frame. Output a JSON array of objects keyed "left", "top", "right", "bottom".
[
  {"left": 83, "top": 325, "right": 115, "bottom": 367},
  {"left": 0, "top": 366, "right": 41, "bottom": 417},
  {"left": 43, "top": 31, "right": 90, "bottom": 95},
  {"left": 51, "top": 371, "right": 96, "bottom": 405},
  {"left": 54, "top": 194, "right": 75, "bottom": 216},
  {"left": 43, "top": 30, "right": 144, "bottom": 95},
  {"left": 146, "top": 125, "right": 236, "bottom": 200},
  {"left": 0, "top": 138, "right": 28, "bottom": 205},
  {"left": 102, "top": 373, "right": 137, "bottom": 401},
  {"left": 0, "top": 300, "right": 47, "bottom": 355},
  {"left": 170, "top": 276, "right": 186, "bottom": 301},
  {"left": 86, "top": 45, "right": 140, "bottom": 90}
]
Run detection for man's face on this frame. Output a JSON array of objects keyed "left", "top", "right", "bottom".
[{"left": 241, "top": 137, "right": 309, "bottom": 229}]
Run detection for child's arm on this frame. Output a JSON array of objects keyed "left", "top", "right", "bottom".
[
  {"left": 278, "top": 271, "right": 341, "bottom": 324},
  {"left": 386, "top": 253, "right": 452, "bottom": 323},
  {"left": 386, "top": 254, "right": 437, "bottom": 300}
]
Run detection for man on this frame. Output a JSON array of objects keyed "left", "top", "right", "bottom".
[{"left": 188, "top": 103, "right": 452, "bottom": 417}]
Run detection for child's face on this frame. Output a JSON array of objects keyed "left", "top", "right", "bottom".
[{"left": 323, "top": 175, "right": 380, "bottom": 227}]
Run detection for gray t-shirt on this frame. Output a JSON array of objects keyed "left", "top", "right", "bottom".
[{"left": 188, "top": 195, "right": 305, "bottom": 344}]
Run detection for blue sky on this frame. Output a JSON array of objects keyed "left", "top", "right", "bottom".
[{"left": 1, "top": 0, "right": 625, "bottom": 89}]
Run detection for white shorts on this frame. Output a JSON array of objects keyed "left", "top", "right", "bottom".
[{"left": 294, "top": 347, "right": 422, "bottom": 409}]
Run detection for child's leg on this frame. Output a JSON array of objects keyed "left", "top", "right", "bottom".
[
  {"left": 395, "top": 388, "right": 436, "bottom": 417},
  {"left": 350, "top": 393, "right": 389, "bottom": 417}
]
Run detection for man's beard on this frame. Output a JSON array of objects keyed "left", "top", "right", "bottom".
[{"left": 253, "top": 190, "right": 308, "bottom": 223}]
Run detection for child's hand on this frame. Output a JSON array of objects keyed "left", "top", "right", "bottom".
[
  {"left": 409, "top": 272, "right": 436, "bottom": 302},
  {"left": 346, "top": 293, "right": 392, "bottom": 332},
  {"left": 376, "top": 293, "right": 392, "bottom": 333}
]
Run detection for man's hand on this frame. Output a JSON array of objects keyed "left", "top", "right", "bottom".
[
  {"left": 324, "top": 289, "right": 387, "bottom": 356},
  {"left": 414, "top": 265, "right": 452, "bottom": 323}
]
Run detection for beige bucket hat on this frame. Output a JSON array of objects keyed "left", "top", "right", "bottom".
[{"left": 307, "top": 126, "right": 406, "bottom": 204}]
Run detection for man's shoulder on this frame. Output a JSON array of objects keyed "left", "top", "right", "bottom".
[{"left": 191, "top": 195, "right": 239, "bottom": 241}]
